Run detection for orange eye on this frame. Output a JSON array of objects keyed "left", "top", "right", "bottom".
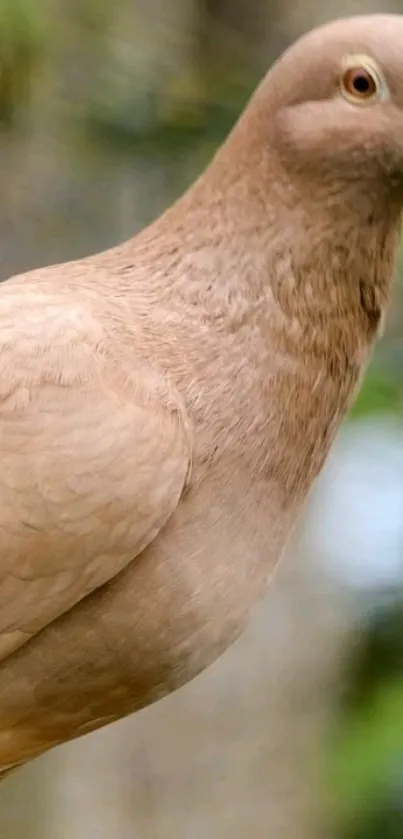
[{"left": 340, "top": 65, "right": 380, "bottom": 102}]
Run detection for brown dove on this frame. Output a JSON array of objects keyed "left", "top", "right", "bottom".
[{"left": 0, "top": 13, "right": 402, "bottom": 776}]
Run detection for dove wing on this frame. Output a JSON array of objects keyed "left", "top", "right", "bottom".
[{"left": 0, "top": 280, "right": 192, "bottom": 661}]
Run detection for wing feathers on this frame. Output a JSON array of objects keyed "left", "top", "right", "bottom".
[{"left": 0, "top": 284, "right": 192, "bottom": 661}]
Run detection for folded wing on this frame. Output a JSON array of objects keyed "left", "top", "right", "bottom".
[{"left": 0, "top": 281, "right": 192, "bottom": 661}]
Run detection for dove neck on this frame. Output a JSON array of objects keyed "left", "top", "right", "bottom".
[
  {"left": 111, "top": 122, "right": 401, "bottom": 365},
  {"left": 142, "top": 146, "right": 400, "bottom": 347}
]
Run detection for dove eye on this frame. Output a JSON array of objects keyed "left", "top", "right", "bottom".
[
  {"left": 343, "top": 67, "right": 377, "bottom": 97},
  {"left": 339, "top": 58, "right": 387, "bottom": 105}
]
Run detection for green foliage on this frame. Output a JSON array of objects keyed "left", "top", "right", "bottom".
[
  {"left": 330, "top": 679, "right": 403, "bottom": 815},
  {"left": 328, "top": 598, "right": 403, "bottom": 838},
  {"left": 84, "top": 70, "right": 255, "bottom": 158},
  {"left": 80, "top": 15, "right": 257, "bottom": 159},
  {"left": 350, "top": 368, "right": 403, "bottom": 419},
  {"left": 0, "top": 0, "right": 47, "bottom": 125}
]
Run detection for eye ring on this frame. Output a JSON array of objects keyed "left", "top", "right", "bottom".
[{"left": 339, "top": 57, "right": 387, "bottom": 105}]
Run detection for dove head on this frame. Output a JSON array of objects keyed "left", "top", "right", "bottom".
[
  {"left": 193, "top": 14, "right": 403, "bottom": 346},
  {"left": 155, "top": 16, "right": 403, "bottom": 348},
  {"left": 249, "top": 14, "right": 403, "bottom": 207}
]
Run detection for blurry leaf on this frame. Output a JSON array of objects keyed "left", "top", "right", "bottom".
[
  {"left": 329, "top": 678, "right": 403, "bottom": 821},
  {"left": 341, "top": 596, "right": 403, "bottom": 716},
  {"left": 82, "top": 31, "right": 256, "bottom": 158},
  {"left": 350, "top": 370, "right": 403, "bottom": 420},
  {"left": 66, "top": 0, "right": 113, "bottom": 35},
  {"left": 84, "top": 97, "right": 239, "bottom": 158},
  {"left": 0, "top": 0, "right": 47, "bottom": 125}
]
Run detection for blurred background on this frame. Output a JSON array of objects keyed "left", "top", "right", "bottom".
[{"left": 0, "top": 0, "right": 402, "bottom": 836}]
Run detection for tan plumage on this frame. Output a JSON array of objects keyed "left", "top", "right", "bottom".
[
  {"left": 0, "top": 13, "right": 403, "bottom": 774},
  {"left": 0, "top": 281, "right": 192, "bottom": 659}
]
